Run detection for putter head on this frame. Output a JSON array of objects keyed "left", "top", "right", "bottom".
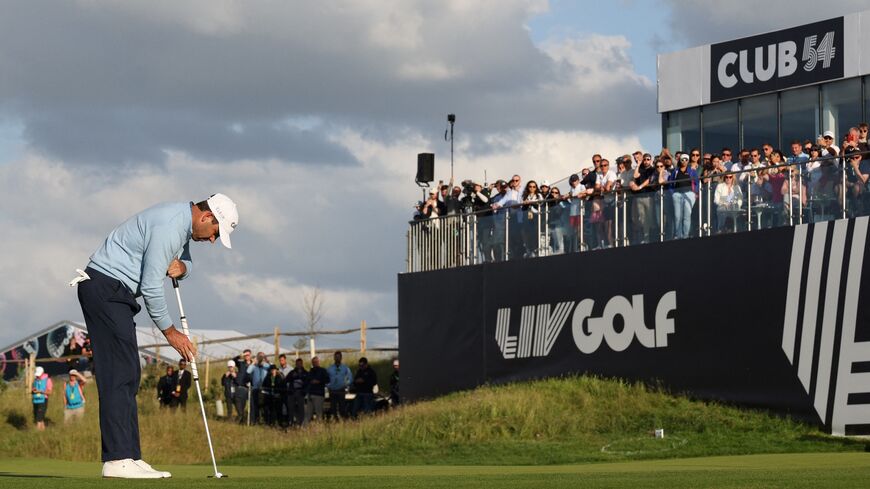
[{"left": 208, "top": 472, "right": 227, "bottom": 478}]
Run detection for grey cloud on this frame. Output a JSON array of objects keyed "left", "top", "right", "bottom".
[
  {"left": 659, "top": 0, "right": 868, "bottom": 48},
  {"left": 0, "top": 1, "right": 656, "bottom": 165},
  {"left": 23, "top": 109, "right": 358, "bottom": 166}
]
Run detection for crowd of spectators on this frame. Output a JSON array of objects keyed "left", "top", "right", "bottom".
[
  {"left": 412, "top": 122, "right": 870, "bottom": 259},
  {"left": 218, "top": 350, "right": 400, "bottom": 428}
]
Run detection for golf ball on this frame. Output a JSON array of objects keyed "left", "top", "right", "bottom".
[{"left": 215, "top": 472, "right": 223, "bottom": 479}]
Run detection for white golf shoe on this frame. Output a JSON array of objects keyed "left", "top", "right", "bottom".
[
  {"left": 101, "top": 458, "right": 164, "bottom": 479},
  {"left": 134, "top": 459, "right": 172, "bottom": 478}
]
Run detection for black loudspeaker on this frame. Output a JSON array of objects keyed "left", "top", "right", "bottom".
[{"left": 416, "top": 153, "right": 435, "bottom": 183}]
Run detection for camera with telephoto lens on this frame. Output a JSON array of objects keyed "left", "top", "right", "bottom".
[{"left": 462, "top": 180, "right": 476, "bottom": 196}]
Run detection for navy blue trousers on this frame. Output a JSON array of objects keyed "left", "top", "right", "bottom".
[{"left": 77, "top": 267, "right": 142, "bottom": 462}]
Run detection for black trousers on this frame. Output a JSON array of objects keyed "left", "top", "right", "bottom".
[{"left": 77, "top": 267, "right": 142, "bottom": 462}]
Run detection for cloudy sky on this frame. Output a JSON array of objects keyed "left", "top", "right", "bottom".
[{"left": 1, "top": 0, "right": 866, "bottom": 350}]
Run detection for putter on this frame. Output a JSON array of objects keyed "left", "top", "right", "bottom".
[{"left": 172, "top": 278, "right": 226, "bottom": 479}]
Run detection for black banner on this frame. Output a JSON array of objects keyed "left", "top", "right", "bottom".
[
  {"left": 710, "top": 17, "right": 844, "bottom": 102},
  {"left": 399, "top": 218, "right": 870, "bottom": 435}
]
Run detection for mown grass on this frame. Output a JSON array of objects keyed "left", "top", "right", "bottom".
[{"left": 0, "top": 374, "right": 865, "bottom": 466}]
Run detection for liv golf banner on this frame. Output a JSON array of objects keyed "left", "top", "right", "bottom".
[{"left": 398, "top": 217, "right": 870, "bottom": 436}]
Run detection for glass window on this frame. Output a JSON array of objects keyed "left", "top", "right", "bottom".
[
  {"left": 821, "top": 78, "right": 861, "bottom": 142},
  {"left": 701, "top": 101, "right": 737, "bottom": 155},
  {"left": 780, "top": 86, "right": 819, "bottom": 150},
  {"left": 740, "top": 94, "right": 777, "bottom": 151},
  {"left": 665, "top": 107, "right": 700, "bottom": 153},
  {"left": 863, "top": 76, "right": 869, "bottom": 126}
]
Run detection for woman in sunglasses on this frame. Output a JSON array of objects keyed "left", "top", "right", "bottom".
[{"left": 520, "top": 180, "right": 543, "bottom": 257}]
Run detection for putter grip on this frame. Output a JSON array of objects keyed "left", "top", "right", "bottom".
[{"left": 172, "top": 278, "right": 179, "bottom": 288}]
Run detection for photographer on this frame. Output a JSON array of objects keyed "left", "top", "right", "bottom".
[{"left": 461, "top": 181, "right": 494, "bottom": 263}]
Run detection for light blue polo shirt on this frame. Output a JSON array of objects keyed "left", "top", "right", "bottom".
[{"left": 87, "top": 202, "right": 193, "bottom": 330}]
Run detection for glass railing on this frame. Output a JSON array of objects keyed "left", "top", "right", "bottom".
[{"left": 406, "top": 150, "right": 870, "bottom": 273}]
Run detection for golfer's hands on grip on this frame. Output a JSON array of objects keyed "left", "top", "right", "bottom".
[
  {"left": 163, "top": 326, "right": 197, "bottom": 361},
  {"left": 166, "top": 259, "right": 187, "bottom": 279}
]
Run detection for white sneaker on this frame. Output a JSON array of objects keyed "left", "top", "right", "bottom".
[
  {"left": 134, "top": 459, "right": 172, "bottom": 478},
  {"left": 101, "top": 459, "right": 164, "bottom": 479}
]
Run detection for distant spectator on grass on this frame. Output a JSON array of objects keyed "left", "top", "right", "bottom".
[
  {"left": 221, "top": 360, "right": 248, "bottom": 424},
  {"left": 63, "top": 369, "right": 87, "bottom": 424},
  {"left": 157, "top": 365, "right": 177, "bottom": 408},
  {"left": 277, "top": 354, "right": 292, "bottom": 425},
  {"left": 305, "top": 356, "right": 330, "bottom": 423},
  {"left": 247, "top": 352, "right": 271, "bottom": 424},
  {"left": 327, "top": 351, "right": 353, "bottom": 420},
  {"left": 31, "top": 366, "right": 52, "bottom": 431},
  {"left": 352, "top": 357, "right": 378, "bottom": 417},
  {"left": 261, "top": 364, "right": 283, "bottom": 427},
  {"left": 389, "top": 359, "right": 400, "bottom": 406},
  {"left": 286, "top": 358, "right": 309, "bottom": 426},
  {"left": 174, "top": 359, "right": 192, "bottom": 409}
]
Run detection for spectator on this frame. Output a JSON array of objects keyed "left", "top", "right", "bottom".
[
  {"left": 31, "top": 366, "right": 52, "bottom": 431},
  {"left": 688, "top": 148, "right": 702, "bottom": 173},
  {"left": 277, "top": 354, "right": 292, "bottom": 425},
  {"left": 539, "top": 180, "right": 551, "bottom": 198},
  {"left": 174, "top": 359, "right": 192, "bottom": 409},
  {"left": 591, "top": 159, "right": 617, "bottom": 249},
  {"left": 494, "top": 175, "right": 523, "bottom": 259},
  {"left": 260, "top": 364, "right": 283, "bottom": 427},
  {"left": 221, "top": 360, "right": 248, "bottom": 424},
  {"left": 461, "top": 181, "right": 493, "bottom": 262},
  {"left": 545, "top": 186, "right": 569, "bottom": 255},
  {"left": 632, "top": 150, "right": 643, "bottom": 169},
  {"left": 821, "top": 130, "right": 841, "bottom": 157},
  {"left": 787, "top": 140, "right": 809, "bottom": 167},
  {"left": 305, "top": 356, "right": 330, "bottom": 423},
  {"left": 157, "top": 365, "right": 177, "bottom": 408},
  {"left": 629, "top": 153, "right": 657, "bottom": 244},
  {"left": 326, "top": 351, "right": 353, "bottom": 420},
  {"left": 489, "top": 180, "right": 508, "bottom": 261},
  {"left": 714, "top": 174, "right": 743, "bottom": 233},
  {"left": 845, "top": 147, "right": 870, "bottom": 216},
  {"left": 63, "top": 369, "right": 87, "bottom": 424},
  {"left": 669, "top": 153, "right": 699, "bottom": 239},
  {"left": 247, "top": 352, "right": 270, "bottom": 424},
  {"left": 783, "top": 167, "right": 809, "bottom": 218},
  {"left": 520, "top": 180, "right": 543, "bottom": 257},
  {"left": 566, "top": 174, "right": 585, "bottom": 253},
  {"left": 286, "top": 358, "right": 309, "bottom": 427},
  {"left": 389, "top": 359, "right": 400, "bottom": 406},
  {"left": 420, "top": 188, "right": 441, "bottom": 219},
  {"left": 721, "top": 147, "right": 734, "bottom": 169},
  {"left": 762, "top": 143, "right": 774, "bottom": 163},
  {"left": 352, "top": 357, "right": 378, "bottom": 417},
  {"left": 766, "top": 152, "right": 788, "bottom": 227},
  {"left": 741, "top": 149, "right": 765, "bottom": 184},
  {"left": 731, "top": 149, "right": 749, "bottom": 173}
]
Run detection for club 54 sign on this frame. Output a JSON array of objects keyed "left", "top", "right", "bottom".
[{"left": 710, "top": 17, "right": 844, "bottom": 102}]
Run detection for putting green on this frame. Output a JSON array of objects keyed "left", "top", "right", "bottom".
[{"left": 0, "top": 452, "right": 868, "bottom": 488}]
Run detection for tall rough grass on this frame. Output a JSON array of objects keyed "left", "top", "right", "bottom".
[{"left": 0, "top": 374, "right": 862, "bottom": 466}]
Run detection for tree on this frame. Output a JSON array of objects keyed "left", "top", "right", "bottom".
[{"left": 294, "top": 286, "right": 326, "bottom": 350}]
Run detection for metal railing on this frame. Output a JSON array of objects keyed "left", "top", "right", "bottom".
[{"left": 406, "top": 150, "right": 870, "bottom": 273}]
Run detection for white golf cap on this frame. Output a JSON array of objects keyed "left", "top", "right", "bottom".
[
  {"left": 823, "top": 130, "right": 835, "bottom": 138},
  {"left": 540, "top": 179, "right": 550, "bottom": 187},
  {"left": 34, "top": 366, "right": 44, "bottom": 377},
  {"left": 206, "top": 193, "right": 239, "bottom": 249},
  {"left": 680, "top": 154, "right": 689, "bottom": 161},
  {"left": 226, "top": 360, "right": 235, "bottom": 368}
]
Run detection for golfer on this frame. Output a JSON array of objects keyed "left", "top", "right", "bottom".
[{"left": 71, "top": 194, "right": 238, "bottom": 479}]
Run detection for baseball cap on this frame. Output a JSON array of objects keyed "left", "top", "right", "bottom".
[
  {"left": 206, "top": 193, "right": 239, "bottom": 249},
  {"left": 35, "top": 366, "right": 44, "bottom": 377},
  {"left": 540, "top": 179, "right": 551, "bottom": 187},
  {"left": 823, "top": 130, "right": 835, "bottom": 139},
  {"left": 680, "top": 154, "right": 689, "bottom": 161},
  {"left": 69, "top": 369, "right": 78, "bottom": 375},
  {"left": 226, "top": 360, "right": 236, "bottom": 368}
]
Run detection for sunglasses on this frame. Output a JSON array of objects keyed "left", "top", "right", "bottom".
[
  {"left": 593, "top": 160, "right": 601, "bottom": 164},
  {"left": 512, "top": 178, "right": 520, "bottom": 182},
  {"left": 723, "top": 152, "right": 731, "bottom": 156},
  {"left": 656, "top": 165, "right": 664, "bottom": 168},
  {"left": 691, "top": 153, "right": 700, "bottom": 156}
]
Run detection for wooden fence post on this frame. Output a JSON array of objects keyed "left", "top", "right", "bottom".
[
  {"left": 274, "top": 326, "right": 280, "bottom": 361},
  {"left": 360, "top": 320, "right": 367, "bottom": 354},
  {"left": 310, "top": 338, "right": 316, "bottom": 361},
  {"left": 204, "top": 357, "right": 210, "bottom": 393}
]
